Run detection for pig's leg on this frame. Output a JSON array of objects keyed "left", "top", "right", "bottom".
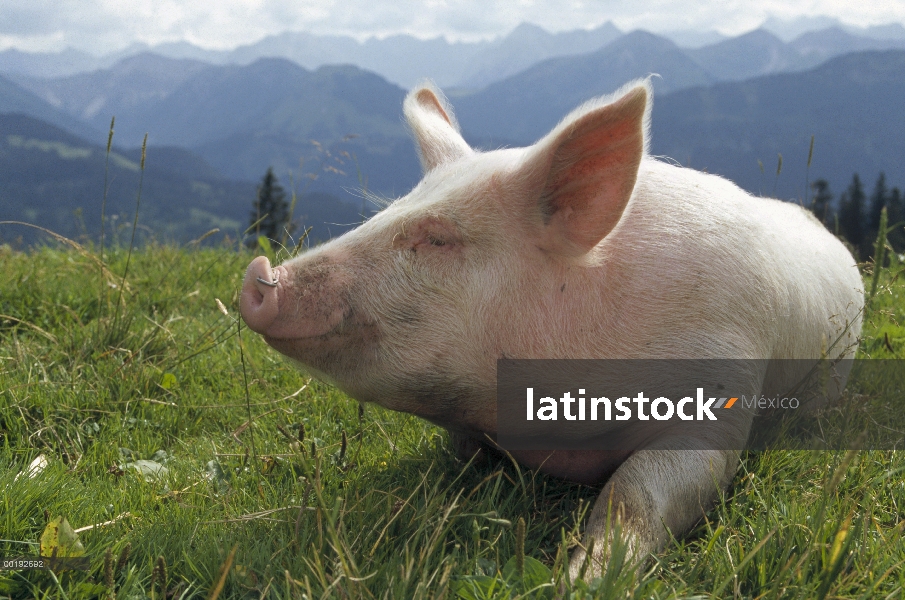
[
  {"left": 448, "top": 430, "right": 486, "bottom": 461},
  {"left": 567, "top": 359, "right": 764, "bottom": 579},
  {"left": 569, "top": 446, "right": 739, "bottom": 580},
  {"left": 448, "top": 430, "right": 503, "bottom": 465}
]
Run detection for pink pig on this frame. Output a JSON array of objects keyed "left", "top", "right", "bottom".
[{"left": 240, "top": 79, "right": 863, "bottom": 579}]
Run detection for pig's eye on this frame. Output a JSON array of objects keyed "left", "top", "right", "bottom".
[{"left": 394, "top": 216, "right": 461, "bottom": 254}]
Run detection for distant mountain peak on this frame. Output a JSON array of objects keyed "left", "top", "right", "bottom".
[
  {"left": 609, "top": 30, "right": 682, "bottom": 50},
  {"left": 861, "top": 23, "right": 905, "bottom": 41},
  {"left": 791, "top": 26, "right": 857, "bottom": 46},
  {"left": 736, "top": 28, "right": 785, "bottom": 44},
  {"left": 153, "top": 40, "right": 214, "bottom": 53},
  {"left": 507, "top": 22, "right": 549, "bottom": 37},
  {"left": 245, "top": 55, "right": 307, "bottom": 70},
  {"left": 111, "top": 51, "right": 211, "bottom": 72},
  {"left": 588, "top": 21, "right": 621, "bottom": 34},
  {"left": 660, "top": 29, "right": 727, "bottom": 49},
  {"left": 761, "top": 14, "right": 844, "bottom": 41}
]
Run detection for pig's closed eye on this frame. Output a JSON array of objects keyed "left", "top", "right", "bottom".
[{"left": 393, "top": 216, "right": 462, "bottom": 253}]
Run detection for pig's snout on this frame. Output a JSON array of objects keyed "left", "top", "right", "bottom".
[
  {"left": 240, "top": 256, "right": 283, "bottom": 335},
  {"left": 240, "top": 253, "right": 357, "bottom": 343}
]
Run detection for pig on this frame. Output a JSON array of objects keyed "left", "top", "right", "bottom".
[{"left": 239, "top": 79, "right": 864, "bottom": 580}]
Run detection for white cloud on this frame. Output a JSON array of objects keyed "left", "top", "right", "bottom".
[{"left": 1, "top": 0, "right": 904, "bottom": 54}]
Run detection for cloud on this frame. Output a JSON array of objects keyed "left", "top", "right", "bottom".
[{"left": 1, "top": 0, "right": 904, "bottom": 54}]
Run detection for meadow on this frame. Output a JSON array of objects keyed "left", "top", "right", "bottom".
[{"left": 1, "top": 224, "right": 904, "bottom": 598}]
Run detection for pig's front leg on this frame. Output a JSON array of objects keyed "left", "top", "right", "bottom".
[{"left": 569, "top": 446, "right": 739, "bottom": 580}]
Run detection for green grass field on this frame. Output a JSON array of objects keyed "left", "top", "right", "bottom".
[{"left": 1, "top": 235, "right": 904, "bottom": 599}]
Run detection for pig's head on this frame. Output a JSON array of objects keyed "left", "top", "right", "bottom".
[{"left": 239, "top": 80, "right": 650, "bottom": 435}]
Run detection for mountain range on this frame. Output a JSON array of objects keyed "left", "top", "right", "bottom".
[
  {"left": 0, "top": 113, "right": 364, "bottom": 246},
  {"left": 9, "top": 25, "right": 905, "bottom": 184},
  {"left": 0, "top": 22, "right": 902, "bottom": 245},
  {"left": 0, "top": 73, "right": 98, "bottom": 140},
  {"left": 6, "top": 55, "right": 421, "bottom": 194},
  {"left": 3, "top": 19, "right": 905, "bottom": 88},
  {"left": 0, "top": 22, "right": 622, "bottom": 89},
  {"left": 454, "top": 30, "right": 713, "bottom": 145},
  {"left": 650, "top": 50, "right": 905, "bottom": 202}
]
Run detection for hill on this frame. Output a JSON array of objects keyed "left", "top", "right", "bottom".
[
  {"left": 0, "top": 114, "right": 363, "bottom": 246},
  {"left": 686, "top": 29, "right": 800, "bottom": 81},
  {"left": 13, "top": 53, "right": 215, "bottom": 125},
  {"left": 455, "top": 31, "right": 713, "bottom": 145},
  {"left": 10, "top": 56, "right": 423, "bottom": 198},
  {"left": 0, "top": 73, "right": 99, "bottom": 140},
  {"left": 141, "top": 59, "right": 420, "bottom": 196},
  {"left": 650, "top": 50, "right": 905, "bottom": 202},
  {"left": 453, "top": 22, "right": 622, "bottom": 89},
  {"left": 0, "top": 47, "right": 107, "bottom": 78}
]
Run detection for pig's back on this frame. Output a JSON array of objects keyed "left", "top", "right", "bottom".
[{"left": 600, "top": 158, "right": 863, "bottom": 362}]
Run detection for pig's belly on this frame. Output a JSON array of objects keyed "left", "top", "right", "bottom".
[{"left": 509, "top": 449, "right": 631, "bottom": 485}]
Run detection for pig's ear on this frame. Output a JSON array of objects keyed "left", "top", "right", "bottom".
[
  {"left": 404, "top": 84, "right": 473, "bottom": 173},
  {"left": 526, "top": 80, "right": 650, "bottom": 257}
]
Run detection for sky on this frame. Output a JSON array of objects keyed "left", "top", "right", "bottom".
[{"left": 2, "top": 0, "right": 905, "bottom": 55}]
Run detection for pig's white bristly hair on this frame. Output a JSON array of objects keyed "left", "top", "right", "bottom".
[
  {"left": 406, "top": 79, "right": 464, "bottom": 133},
  {"left": 403, "top": 79, "right": 473, "bottom": 173},
  {"left": 537, "top": 76, "right": 654, "bottom": 156}
]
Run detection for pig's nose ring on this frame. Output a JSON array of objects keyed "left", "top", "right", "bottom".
[{"left": 256, "top": 277, "right": 278, "bottom": 288}]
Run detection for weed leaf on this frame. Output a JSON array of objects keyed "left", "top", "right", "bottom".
[{"left": 40, "top": 516, "right": 86, "bottom": 558}]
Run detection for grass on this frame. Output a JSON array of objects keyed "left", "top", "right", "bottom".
[{"left": 0, "top": 230, "right": 904, "bottom": 598}]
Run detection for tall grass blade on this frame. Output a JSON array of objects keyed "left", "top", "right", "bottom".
[
  {"left": 281, "top": 170, "right": 298, "bottom": 250},
  {"left": 758, "top": 159, "right": 765, "bottom": 195},
  {"left": 869, "top": 207, "right": 889, "bottom": 309},
  {"left": 805, "top": 135, "right": 815, "bottom": 205},
  {"left": 515, "top": 517, "right": 525, "bottom": 580},
  {"left": 207, "top": 545, "right": 237, "bottom": 600},
  {"left": 238, "top": 319, "right": 258, "bottom": 471},
  {"left": 773, "top": 153, "right": 783, "bottom": 197},
  {"left": 111, "top": 134, "right": 147, "bottom": 339},
  {"left": 98, "top": 116, "right": 115, "bottom": 339}
]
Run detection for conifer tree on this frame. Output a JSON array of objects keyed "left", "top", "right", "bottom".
[
  {"left": 248, "top": 167, "right": 294, "bottom": 248},
  {"left": 809, "top": 179, "right": 833, "bottom": 227},
  {"left": 838, "top": 173, "right": 866, "bottom": 255},
  {"left": 886, "top": 186, "right": 904, "bottom": 252},
  {"left": 868, "top": 172, "right": 888, "bottom": 239}
]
